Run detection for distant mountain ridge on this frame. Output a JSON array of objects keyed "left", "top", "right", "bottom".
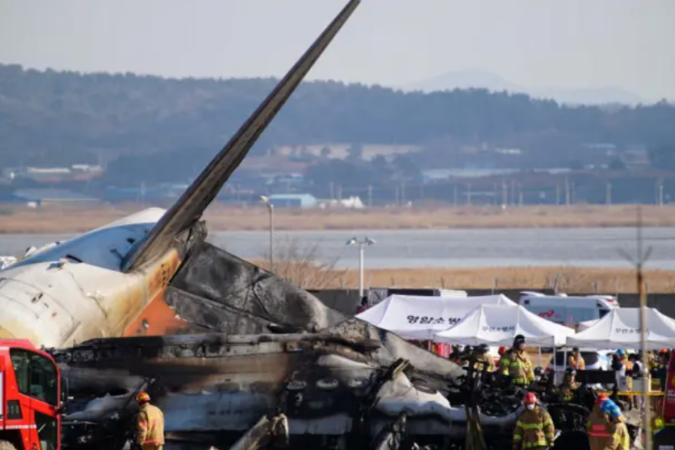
[{"left": 398, "top": 69, "right": 644, "bottom": 106}]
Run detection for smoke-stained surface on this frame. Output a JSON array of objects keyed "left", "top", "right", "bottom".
[{"left": 167, "top": 241, "right": 348, "bottom": 334}]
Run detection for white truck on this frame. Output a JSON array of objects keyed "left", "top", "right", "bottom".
[{"left": 518, "top": 291, "right": 619, "bottom": 329}]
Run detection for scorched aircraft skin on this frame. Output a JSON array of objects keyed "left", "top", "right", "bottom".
[{"left": 0, "top": 1, "right": 528, "bottom": 449}]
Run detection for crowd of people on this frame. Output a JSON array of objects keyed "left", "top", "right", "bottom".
[{"left": 429, "top": 336, "right": 673, "bottom": 449}]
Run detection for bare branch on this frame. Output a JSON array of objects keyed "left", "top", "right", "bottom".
[{"left": 258, "top": 237, "right": 347, "bottom": 289}]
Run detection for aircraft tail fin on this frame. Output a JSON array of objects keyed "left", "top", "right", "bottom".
[{"left": 122, "top": 0, "right": 361, "bottom": 272}]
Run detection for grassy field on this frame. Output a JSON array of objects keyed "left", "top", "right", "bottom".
[
  {"left": 1, "top": 203, "right": 674, "bottom": 233},
  {"left": 251, "top": 260, "right": 675, "bottom": 293}
]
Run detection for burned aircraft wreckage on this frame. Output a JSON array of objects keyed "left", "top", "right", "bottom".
[{"left": 1, "top": 0, "right": 637, "bottom": 449}]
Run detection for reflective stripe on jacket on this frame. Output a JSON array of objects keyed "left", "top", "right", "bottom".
[
  {"left": 509, "top": 350, "right": 534, "bottom": 385},
  {"left": 500, "top": 351, "right": 512, "bottom": 375},
  {"left": 512, "top": 408, "right": 555, "bottom": 450},
  {"left": 586, "top": 408, "right": 612, "bottom": 450},
  {"left": 138, "top": 403, "right": 165, "bottom": 446}
]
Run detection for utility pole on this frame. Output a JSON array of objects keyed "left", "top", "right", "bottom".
[
  {"left": 571, "top": 181, "right": 576, "bottom": 205},
  {"left": 657, "top": 179, "right": 664, "bottom": 206},
  {"left": 337, "top": 184, "right": 342, "bottom": 201},
  {"left": 555, "top": 184, "right": 560, "bottom": 206},
  {"left": 564, "top": 177, "right": 570, "bottom": 206},
  {"left": 502, "top": 180, "right": 508, "bottom": 206},
  {"left": 606, "top": 182, "right": 612, "bottom": 206},
  {"left": 259, "top": 196, "right": 275, "bottom": 271},
  {"left": 346, "top": 237, "right": 376, "bottom": 298},
  {"left": 466, "top": 183, "right": 472, "bottom": 206},
  {"left": 519, "top": 187, "right": 524, "bottom": 206},
  {"left": 367, "top": 185, "right": 373, "bottom": 207},
  {"left": 510, "top": 179, "right": 516, "bottom": 205},
  {"left": 400, "top": 181, "right": 406, "bottom": 205}
]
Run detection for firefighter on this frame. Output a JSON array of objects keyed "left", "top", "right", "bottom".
[
  {"left": 557, "top": 367, "right": 579, "bottom": 403},
  {"left": 136, "top": 392, "right": 165, "bottom": 450},
  {"left": 587, "top": 395, "right": 612, "bottom": 450},
  {"left": 499, "top": 346, "right": 512, "bottom": 376},
  {"left": 508, "top": 335, "right": 534, "bottom": 387},
  {"left": 449, "top": 345, "right": 463, "bottom": 363},
  {"left": 512, "top": 392, "right": 555, "bottom": 450},
  {"left": 473, "top": 343, "right": 495, "bottom": 372},
  {"left": 568, "top": 347, "right": 585, "bottom": 370},
  {"left": 604, "top": 402, "right": 630, "bottom": 450},
  {"left": 653, "top": 348, "right": 670, "bottom": 390}
]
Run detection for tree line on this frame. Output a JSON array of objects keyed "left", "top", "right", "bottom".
[{"left": 1, "top": 63, "right": 674, "bottom": 177}]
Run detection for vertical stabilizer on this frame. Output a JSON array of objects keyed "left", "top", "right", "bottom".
[{"left": 122, "top": 0, "right": 361, "bottom": 272}]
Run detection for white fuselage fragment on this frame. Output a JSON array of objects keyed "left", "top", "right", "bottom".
[{"left": 0, "top": 208, "right": 168, "bottom": 347}]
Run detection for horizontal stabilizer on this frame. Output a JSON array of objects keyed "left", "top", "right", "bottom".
[{"left": 122, "top": 0, "right": 361, "bottom": 272}]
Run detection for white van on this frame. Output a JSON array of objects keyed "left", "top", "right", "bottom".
[{"left": 518, "top": 292, "right": 619, "bottom": 329}]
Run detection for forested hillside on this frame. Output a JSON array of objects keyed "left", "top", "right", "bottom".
[{"left": 1, "top": 63, "right": 675, "bottom": 169}]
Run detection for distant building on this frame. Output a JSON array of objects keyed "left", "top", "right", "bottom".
[
  {"left": 4, "top": 189, "right": 100, "bottom": 206},
  {"left": 267, "top": 193, "right": 317, "bottom": 208},
  {"left": 2, "top": 165, "right": 103, "bottom": 183}
]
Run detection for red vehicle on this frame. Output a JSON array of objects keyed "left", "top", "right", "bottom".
[{"left": 0, "top": 340, "right": 61, "bottom": 450}]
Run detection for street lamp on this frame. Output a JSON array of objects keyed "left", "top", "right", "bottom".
[
  {"left": 259, "top": 196, "right": 274, "bottom": 271},
  {"left": 346, "top": 237, "right": 376, "bottom": 298}
]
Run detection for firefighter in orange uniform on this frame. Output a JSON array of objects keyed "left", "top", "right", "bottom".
[
  {"left": 512, "top": 392, "right": 555, "bottom": 450},
  {"left": 587, "top": 394, "right": 612, "bottom": 450},
  {"left": 136, "top": 392, "right": 165, "bottom": 450},
  {"left": 568, "top": 347, "right": 585, "bottom": 370}
]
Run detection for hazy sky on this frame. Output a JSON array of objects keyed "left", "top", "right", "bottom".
[{"left": 1, "top": 0, "right": 673, "bottom": 101}]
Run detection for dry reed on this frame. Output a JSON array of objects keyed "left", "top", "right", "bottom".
[{"left": 2, "top": 203, "right": 675, "bottom": 233}]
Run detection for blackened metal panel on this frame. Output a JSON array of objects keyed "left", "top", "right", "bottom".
[{"left": 169, "top": 242, "right": 348, "bottom": 333}]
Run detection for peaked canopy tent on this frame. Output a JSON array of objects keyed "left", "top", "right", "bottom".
[
  {"left": 566, "top": 308, "right": 675, "bottom": 350},
  {"left": 434, "top": 304, "right": 576, "bottom": 347},
  {"left": 355, "top": 294, "right": 516, "bottom": 340}
]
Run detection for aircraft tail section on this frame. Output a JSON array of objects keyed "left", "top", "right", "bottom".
[{"left": 122, "top": 0, "right": 361, "bottom": 272}]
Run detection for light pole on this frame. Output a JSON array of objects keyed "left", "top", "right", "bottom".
[
  {"left": 259, "top": 196, "right": 274, "bottom": 271},
  {"left": 346, "top": 237, "right": 376, "bottom": 298}
]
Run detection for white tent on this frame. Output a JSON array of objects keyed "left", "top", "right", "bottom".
[
  {"left": 434, "top": 304, "right": 576, "bottom": 347},
  {"left": 355, "top": 294, "right": 516, "bottom": 340},
  {"left": 566, "top": 308, "right": 675, "bottom": 350},
  {"left": 577, "top": 319, "right": 600, "bottom": 332}
]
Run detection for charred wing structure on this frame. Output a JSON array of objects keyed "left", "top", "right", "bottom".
[
  {"left": 55, "top": 326, "right": 521, "bottom": 450},
  {"left": 164, "top": 241, "right": 348, "bottom": 335}
]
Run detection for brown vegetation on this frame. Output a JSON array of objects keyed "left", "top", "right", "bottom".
[
  {"left": 246, "top": 260, "right": 675, "bottom": 293},
  {"left": 256, "top": 237, "right": 346, "bottom": 290},
  {"left": 1, "top": 203, "right": 675, "bottom": 233},
  {"left": 335, "top": 266, "right": 675, "bottom": 293}
]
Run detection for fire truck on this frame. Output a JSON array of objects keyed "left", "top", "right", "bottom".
[{"left": 0, "top": 340, "right": 61, "bottom": 450}]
